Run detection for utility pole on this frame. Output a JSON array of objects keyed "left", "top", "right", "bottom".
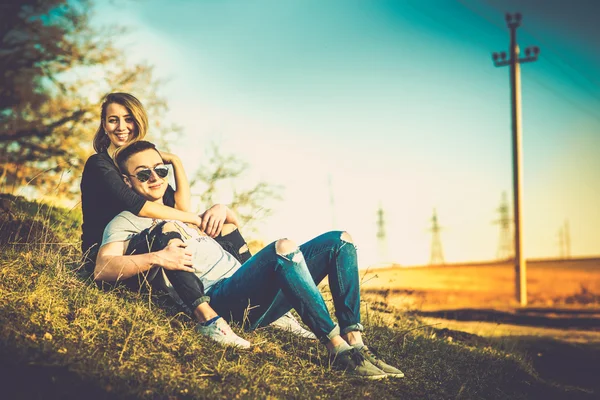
[
  {"left": 491, "top": 12, "right": 539, "bottom": 306},
  {"left": 429, "top": 208, "right": 445, "bottom": 265}
]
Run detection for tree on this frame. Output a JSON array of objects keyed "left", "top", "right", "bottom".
[
  {"left": 0, "top": 0, "right": 178, "bottom": 199},
  {"left": 190, "top": 143, "right": 282, "bottom": 234}
]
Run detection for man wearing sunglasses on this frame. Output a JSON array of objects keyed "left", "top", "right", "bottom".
[
  {"left": 95, "top": 141, "right": 251, "bottom": 349},
  {"left": 95, "top": 140, "right": 404, "bottom": 379}
]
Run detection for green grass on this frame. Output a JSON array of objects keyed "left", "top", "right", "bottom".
[{"left": 0, "top": 194, "right": 595, "bottom": 399}]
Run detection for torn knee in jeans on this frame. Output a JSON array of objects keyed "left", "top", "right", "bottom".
[
  {"left": 275, "top": 239, "right": 303, "bottom": 262},
  {"left": 239, "top": 244, "right": 249, "bottom": 254},
  {"left": 275, "top": 238, "right": 297, "bottom": 255},
  {"left": 340, "top": 231, "right": 353, "bottom": 244}
]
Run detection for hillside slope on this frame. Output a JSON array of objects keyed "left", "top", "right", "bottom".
[{"left": 0, "top": 194, "right": 594, "bottom": 399}]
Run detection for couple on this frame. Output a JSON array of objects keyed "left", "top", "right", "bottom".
[{"left": 81, "top": 93, "right": 404, "bottom": 380}]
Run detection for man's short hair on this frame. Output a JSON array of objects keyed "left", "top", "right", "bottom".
[{"left": 115, "top": 140, "right": 159, "bottom": 173}]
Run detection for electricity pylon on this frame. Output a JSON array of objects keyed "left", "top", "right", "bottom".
[
  {"left": 491, "top": 12, "right": 539, "bottom": 306},
  {"left": 558, "top": 219, "right": 571, "bottom": 259},
  {"left": 494, "top": 192, "right": 513, "bottom": 260},
  {"left": 376, "top": 203, "right": 387, "bottom": 262},
  {"left": 428, "top": 208, "right": 445, "bottom": 265}
]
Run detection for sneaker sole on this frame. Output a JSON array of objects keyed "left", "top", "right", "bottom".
[
  {"left": 362, "top": 373, "right": 388, "bottom": 380},
  {"left": 386, "top": 372, "right": 405, "bottom": 378}
]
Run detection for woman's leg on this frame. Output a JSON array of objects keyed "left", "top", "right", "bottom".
[
  {"left": 123, "top": 221, "right": 210, "bottom": 313},
  {"left": 213, "top": 224, "right": 251, "bottom": 264}
]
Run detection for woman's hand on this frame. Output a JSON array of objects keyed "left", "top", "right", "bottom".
[
  {"left": 159, "top": 151, "right": 179, "bottom": 165},
  {"left": 199, "top": 204, "right": 228, "bottom": 237}
]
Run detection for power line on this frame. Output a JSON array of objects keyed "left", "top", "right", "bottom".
[
  {"left": 457, "top": 0, "right": 600, "bottom": 101},
  {"left": 523, "top": 71, "right": 600, "bottom": 124}
]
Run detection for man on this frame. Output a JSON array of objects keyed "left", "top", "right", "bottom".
[{"left": 95, "top": 141, "right": 404, "bottom": 379}]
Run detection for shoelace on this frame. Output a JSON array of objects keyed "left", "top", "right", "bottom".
[
  {"left": 363, "top": 346, "right": 380, "bottom": 361},
  {"left": 349, "top": 348, "right": 366, "bottom": 366}
]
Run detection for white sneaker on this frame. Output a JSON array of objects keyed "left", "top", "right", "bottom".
[
  {"left": 196, "top": 317, "right": 251, "bottom": 349},
  {"left": 270, "top": 312, "right": 317, "bottom": 340}
]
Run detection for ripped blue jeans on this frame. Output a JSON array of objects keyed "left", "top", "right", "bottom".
[{"left": 206, "top": 231, "right": 363, "bottom": 343}]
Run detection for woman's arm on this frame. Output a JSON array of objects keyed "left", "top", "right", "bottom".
[
  {"left": 160, "top": 151, "right": 191, "bottom": 212},
  {"left": 139, "top": 201, "right": 202, "bottom": 226},
  {"left": 91, "top": 153, "right": 201, "bottom": 225}
]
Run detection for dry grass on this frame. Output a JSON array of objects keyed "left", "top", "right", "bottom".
[{"left": 0, "top": 194, "right": 595, "bottom": 399}]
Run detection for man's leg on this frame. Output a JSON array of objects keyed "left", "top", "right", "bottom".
[
  {"left": 297, "top": 230, "right": 404, "bottom": 378},
  {"left": 207, "top": 236, "right": 386, "bottom": 378},
  {"left": 207, "top": 238, "right": 339, "bottom": 340},
  {"left": 253, "top": 231, "right": 361, "bottom": 334},
  {"left": 213, "top": 224, "right": 315, "bottom": 339}
]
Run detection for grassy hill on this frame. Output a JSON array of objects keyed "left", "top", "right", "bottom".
[{"left": 0, "top": 193, "right": 594, "bottom": 399}]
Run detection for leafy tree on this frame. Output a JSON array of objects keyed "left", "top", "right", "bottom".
[
  {"left": 190, "top": 143, "right": 282, "bottom": 234},
  {"left": 0, "top": 0, "right": 178, "bottom": 199}
]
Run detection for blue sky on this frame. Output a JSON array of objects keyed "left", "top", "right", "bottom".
[{"left": 92, "top": 0, "right": 600, "bottom": 266}]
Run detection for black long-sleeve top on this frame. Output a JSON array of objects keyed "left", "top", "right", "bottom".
[{"left": 80, "top": 151, "right": 175, "bottom": 257}]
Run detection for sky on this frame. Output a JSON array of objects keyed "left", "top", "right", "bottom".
[{"left": 91, "top": 0, "right": 600, "bottom": 267}]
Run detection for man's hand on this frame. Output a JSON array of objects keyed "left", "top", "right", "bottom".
[
  {"left": 155, "top": 241, "right": 195, "bottom": 272},
  {"left": 199, "top": 204, "right": 228, "bottom": 237}
]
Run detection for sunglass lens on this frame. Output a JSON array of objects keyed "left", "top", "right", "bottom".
[
  {"left": 136, "top": 169, "right": 152, "bottom": 182},
  {"left": 154, "top": 166, "right": 169, "bottom": 178}
]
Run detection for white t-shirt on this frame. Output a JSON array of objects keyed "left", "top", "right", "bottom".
[{"left": 101, "top": 211, "right": 241, "bottom": 291}]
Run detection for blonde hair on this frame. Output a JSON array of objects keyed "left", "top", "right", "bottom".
[{"left": 92, "top": 92, "right": 149, "bottom": 153}]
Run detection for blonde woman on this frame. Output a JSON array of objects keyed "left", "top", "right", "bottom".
[{"left": 80, "top": 92, "right": 232, "bottom": 271}]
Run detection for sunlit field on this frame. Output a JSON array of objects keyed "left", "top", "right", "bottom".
[{"left": 360, "top": 258, "right": 600, "bottom": 311}]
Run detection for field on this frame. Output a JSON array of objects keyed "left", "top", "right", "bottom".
[{"left": 360, "top": 258, "right": 600, "bottom": 311}]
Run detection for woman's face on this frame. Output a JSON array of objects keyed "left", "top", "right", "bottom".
[{"left": 103, "top": 102, "right": 137, "bottom": 149}]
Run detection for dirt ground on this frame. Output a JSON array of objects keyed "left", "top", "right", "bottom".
[{"left": 359, "top": 257, "right": 600, "bottom": 394}]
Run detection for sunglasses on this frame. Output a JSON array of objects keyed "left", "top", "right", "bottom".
[{"left": 128, "top": 165, "right": 169, "bottom": 182}]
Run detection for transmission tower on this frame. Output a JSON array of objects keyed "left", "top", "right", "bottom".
[
  {"left": 376, "top": 203, "right": 387, "bottom": 262},
  {"left": 494, "top": 192, "right": 513, "bottom": 260},
  {"left": 428, "top": 208, "right": 445, "bottom": 265},
  {"left": 557, "top": 225, "right": 565, "bottom": 258},
  {"left": 558, "top": 219, "right": 571, "bottom": 259},
  {"left": 564, "top": 220, "right": 571, "bottom": 258},
  {"left": 491, "top": 12, "right": 539, "bottom": 306}
]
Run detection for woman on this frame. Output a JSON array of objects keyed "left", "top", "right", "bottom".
[{"left": 80, "top": 92, "right": 233, "bottom": 273}]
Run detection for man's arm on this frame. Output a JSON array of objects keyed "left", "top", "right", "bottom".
[{"left": 94, "top": 239, "right": 195, "bottom": 282}]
